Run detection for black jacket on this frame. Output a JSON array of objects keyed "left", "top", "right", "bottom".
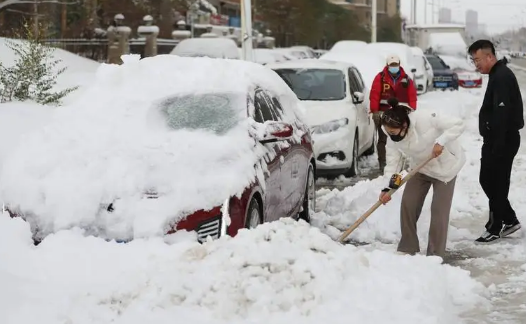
[{"left": 479, "top": 59, "right": 524, "bottom": 151}]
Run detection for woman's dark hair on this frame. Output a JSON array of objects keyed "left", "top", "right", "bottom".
[{"left": 381, "top": 98, "right": 412, "bottom": 128}]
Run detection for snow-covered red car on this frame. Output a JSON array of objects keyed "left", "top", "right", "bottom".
[
  {"left": 453, "top": 68, "right": 483, "bottom": 88},
  {"left": 1, "top": 55, "right": 316, "bottom": 244}
]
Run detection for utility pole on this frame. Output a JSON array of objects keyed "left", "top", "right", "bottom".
[
  {"left": 412, "top": 0, "right": 417, "bottom": 24},
  {"left": 371, "top": 0, "right": 377, "bottom": 42},
  {"left": 431, "top": 0, "right": 436, "bottom": 24},
  {"left": 424, "top": 0, "right": 427, "bottom": 23},
  {"left": 240, "top": 0, "right": 253, "bottom": 61}
]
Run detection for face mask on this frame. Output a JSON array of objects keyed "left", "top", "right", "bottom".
[
  {"left": 388, "top": 66, "right": 400, "bottom": 74},
  {"left": 389, "top": 128, "right": 407, "bottom": 142}
]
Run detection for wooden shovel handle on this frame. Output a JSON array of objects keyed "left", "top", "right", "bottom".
[{"left": 337, "top": 156, "right": 434, "bottom": 243}]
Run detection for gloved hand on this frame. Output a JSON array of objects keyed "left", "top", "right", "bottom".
[{"left": 388, "top": 173, "right": 403, "bottom": 189}]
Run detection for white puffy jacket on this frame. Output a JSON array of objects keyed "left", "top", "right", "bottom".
[{"left": 383, "top": 109, "right": 466, "bottom": 183}]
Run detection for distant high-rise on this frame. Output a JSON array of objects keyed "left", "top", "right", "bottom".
[
  {"left": 438, "top": 7, "right": 452, "bottom": 23},
  {"left": 465, "top": 10, "right": 478, "bottom": 36}
]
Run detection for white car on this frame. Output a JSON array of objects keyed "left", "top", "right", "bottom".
[
  {"left": 411, "top": 46, "right": 434, "bottom": 94},
  {"left": 267, "top": 59, "right": 376, "bottom": 178}
]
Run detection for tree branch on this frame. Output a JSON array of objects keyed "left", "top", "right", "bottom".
[{"left": 0, "top": 0, "right": 79, "bottom": 10}]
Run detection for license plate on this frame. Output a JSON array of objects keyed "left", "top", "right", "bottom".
[
  {"left": 435, "top": 82, "right": 448, "bottom": 87},
  {"left": 464, "top": 81, "right": 475, "bottom": 86}
]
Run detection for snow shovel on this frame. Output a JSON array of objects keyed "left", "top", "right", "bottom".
[{"left": 337, "top": 155, "right": 434, "bottom": 244}]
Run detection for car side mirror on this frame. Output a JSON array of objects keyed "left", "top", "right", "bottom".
[
  {"left": 445, "top": 65, "right": 450, "bottom": 69},
  {"left": 411, "top": 68, "right": 417, "bottom": 73},
  {"left": 353, "top": 91, "right": 365, "bottom": 104},
  {"left": 258, "top": 121, "right": 293, "bottom": 144}
]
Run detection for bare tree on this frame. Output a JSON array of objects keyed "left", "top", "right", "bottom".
[{"left": 0, "top": 0, "right": 79, "bottom": 35}]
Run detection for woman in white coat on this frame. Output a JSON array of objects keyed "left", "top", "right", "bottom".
[{"left": 379, "top": 98, "right": 466, "bottom": 258}]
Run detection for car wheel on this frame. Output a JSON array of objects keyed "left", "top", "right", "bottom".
[
  {"left": 363, "top": 128, "right": 376, "bottom": 156},
  {"left": 245, "top": 197, "right": 262, "bottom": 229},
  {"left": 298, "top": 163, "right": 315, "bottom": 223},
  {"left": 345, "top": 131, "right": 360, "bottom": 177}
]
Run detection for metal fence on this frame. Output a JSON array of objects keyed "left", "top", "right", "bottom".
[{"left": 41, "top": 38, "right": 180, "bottom": 63}]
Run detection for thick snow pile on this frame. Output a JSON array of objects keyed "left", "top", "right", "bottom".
[
  {"left": 0, "top": 37, "right": 99, "bottom": 100},
  {"left": 312, "top": 89, "right": 489, "bottom": 245},
  {"left": 0, "top": 103, "right": 54, "bottom": 169},
  {"left": 0, "top": 55, "right": 304, "bottom": 241},
  {"left": 0, "top": 216, "right": 486, "bottom": 324},
  {"left": 428, "top": 32, "right": 467, "bottom": 57}
]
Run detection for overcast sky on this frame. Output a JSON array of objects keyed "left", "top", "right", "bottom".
[{"left": 400, "top": 0, "right": 526, "bottom": 34}]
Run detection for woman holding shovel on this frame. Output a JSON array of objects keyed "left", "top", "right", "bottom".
[{"left": 379, "top": 98, "right": 466, "bottom": 258}]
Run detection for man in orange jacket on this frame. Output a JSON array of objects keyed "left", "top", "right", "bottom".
[{"left": 369, "top": 54, "right": 418, "bottom": 172}]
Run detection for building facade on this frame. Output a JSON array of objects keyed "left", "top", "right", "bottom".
[
  {"left": 438, "top": 7, "right": 452, "bottom": 23},
  {"left": 465, "top": 9, "right": 478, "bottom": 37}
]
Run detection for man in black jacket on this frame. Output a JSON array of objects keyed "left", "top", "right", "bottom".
[{"left": 468, "top": 40, "right": 524, "bottom": 244}]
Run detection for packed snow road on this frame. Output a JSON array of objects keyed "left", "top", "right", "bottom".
[{"left": 315, "top": 66, "right": 526, "bottom": 324}]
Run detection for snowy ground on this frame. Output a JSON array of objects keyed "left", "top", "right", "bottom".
[
  {"left": 314, "top": 71, "right": 526, "bottom": 323},
  {"left": 0, "top": 46, "right": 526, "bottom": 323}
]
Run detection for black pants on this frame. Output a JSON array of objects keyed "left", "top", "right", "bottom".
[{"left": 480, "top": 131, "right": 521, "bottom": 234}]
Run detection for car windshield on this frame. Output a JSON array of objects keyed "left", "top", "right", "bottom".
[
  {"left": 427, "top": 56, "right": 447, "bottom": 70},
  {"left": 273, "top": 68, "right": 346, "bottom": 101},
  {"left": 159, "top": 93, "right": 242, "bottom": 135}
]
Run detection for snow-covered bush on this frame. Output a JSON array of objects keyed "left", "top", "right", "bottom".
[{"left": 0, "top": 23, "right": 78, "bottom": 105}]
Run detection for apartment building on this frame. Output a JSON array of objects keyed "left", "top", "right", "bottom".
[{"left": 328, "top": 0, "right": 399, "bottom": 27}]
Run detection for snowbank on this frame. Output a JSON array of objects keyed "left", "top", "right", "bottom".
[
  {"left": 0, "top": 103, "right": 54, "bottom": 169},
  {"left": 0, "top": 55, "right": 304, "bottom": 241},
  {"left": 428, "top": 32, "right": 467, "bottom": 57},
  {"left": 0, "top": 216, "right": 486, "bottom": 324}
]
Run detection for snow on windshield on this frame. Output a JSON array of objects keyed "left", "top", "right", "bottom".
[
  {"left": 160, "top": 93, "right": 242, "bottom": 135},
  {"left": 273, "top": 68, "right": 346, "bottom": 101},
  {"left": 0, "top": 55, "right": 303, "bottom": 241}
]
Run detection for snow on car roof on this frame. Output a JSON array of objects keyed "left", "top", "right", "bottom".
[
  {"left": 0, "top": 54, "right": 303, "bottom": 241},
  {"left": 170, "top": 37, "right": 240, "bottom": 59},
  {"left": 266, "top": 58, "right": 356, "bottom": 71}
]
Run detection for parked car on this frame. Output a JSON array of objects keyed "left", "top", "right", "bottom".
[
  {"left": 425, "top": 54, "right": 459, "bottom": 91},
  {"left": 253, "top": 48, "right": 292, "bottom": 65},
  {"left": 1, "top": 56, "right": 315, "bottom": 244},
  {"left": 170, "top": 38, "right": 240, "bottom": 59},
  {"left": 267, "top": 59, "right": 376, "bottom": 178},
  {"left": 411, "top": 46, "right": 434, "bottom": 94},
  {"left": 313, "top": 49, "right": 328, "bottom": 58},
  {"left": 439, "top": 54, "right": 483, "bottom": 89}
]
